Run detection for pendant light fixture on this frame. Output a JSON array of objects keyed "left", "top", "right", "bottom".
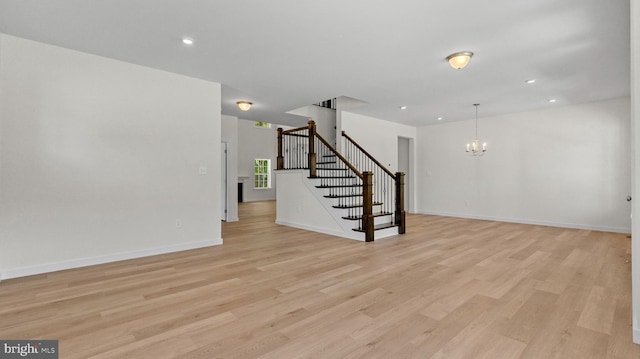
[{"left": 466, "top": 104, "right": 486, "bottom": 156}]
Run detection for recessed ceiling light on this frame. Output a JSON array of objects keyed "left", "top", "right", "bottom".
[
  {"left": 400, "top": 106, "right": 407, "bottom": 110},
  {"left": 525, "top": 79, "right": 536, "bottom": 84},
  {"left": 437, "top": 117, "right": 443, "bottom": 121},
  {"left": 182, "top": 37, "right": 194, "bottom": 45},
  {"left": 548, "top": 99, "right": 557, "bottom": 103}
]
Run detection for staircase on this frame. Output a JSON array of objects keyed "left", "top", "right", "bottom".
[{"left": 276, "top": 120, "right": 405, "bottom": 242}]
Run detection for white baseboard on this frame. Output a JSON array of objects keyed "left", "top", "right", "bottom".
[
  {"left": 275, "top": 220, "right": 365, "bottom": 241},
  {"left": 0, "top": 238, "right": 222, "bottom": 281},
  {"left": 417, "top": 210, "right": 631, "bottom": 234}
]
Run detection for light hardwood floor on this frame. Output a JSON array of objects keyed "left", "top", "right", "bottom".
[{"left": 1, "top": 201, "right": 638, "bottom": 358}]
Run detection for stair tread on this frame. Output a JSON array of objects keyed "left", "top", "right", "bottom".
[
  {"left": 324, "top": 194, "right": 363, "bottom": 198},
  {"left": 333, "top": 202, "right": 383, "bottom": 209},
  {"left": 342, "top": 212, "right": 393, "bottom": 220},
  {"left": 353, "top": 222, "right": 398, "bottom": 232},
  {"left": 316, "top": 184, "right": 363, "bottom": 188},
  {"left": 309, "top": 176, "right": 356, "bottom": 179}
]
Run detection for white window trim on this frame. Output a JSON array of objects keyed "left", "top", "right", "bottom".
[{"left": 254, "top": 159, "right": 271, "bottom": 189}]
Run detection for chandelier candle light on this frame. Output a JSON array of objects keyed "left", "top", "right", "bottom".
[{"left": 466, "top": 103, "right": 487, "bottom": 156}]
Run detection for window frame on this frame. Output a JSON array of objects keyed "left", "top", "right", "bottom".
[
  {"left": 254, "top": 121, "right": 271, "bottom": 129},
  {"left": 254, "top": 159, "right": 271, "bottom": 189}
]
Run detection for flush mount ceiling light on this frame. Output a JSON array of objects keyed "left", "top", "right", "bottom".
[
  {"left": 400, "top": 106, "right": 407, "bottom": 110},
  {"left": 237, "top": 101, "right": 253, "bottom": 111},
  {"left": 446, "top": 51, "right": 474, "bottom": 69},
  {"left": 182, "top": 37, "right": 194, "bottom": 45}
]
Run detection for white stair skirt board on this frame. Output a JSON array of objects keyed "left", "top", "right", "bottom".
[
  {"left": 275, "top": 220, "right": 365, "bottom": 241},
  {"left": 276, "top": 170, "right": 365, "bottom": 241}
]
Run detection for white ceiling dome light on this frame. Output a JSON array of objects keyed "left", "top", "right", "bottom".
[{"left": 446, "top": 51, "right": 474, "bottom": 70}]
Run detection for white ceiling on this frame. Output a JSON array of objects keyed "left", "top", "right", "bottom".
[{"left": 0, "top": 0, "right": 630, "bottom": 127}]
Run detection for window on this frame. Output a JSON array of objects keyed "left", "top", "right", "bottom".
[
  {"left": 254, "top": 159, "right": 271, "bottom": 189},
  {"left": 255, "top": 121, "right": 270, "bottom": 128}
]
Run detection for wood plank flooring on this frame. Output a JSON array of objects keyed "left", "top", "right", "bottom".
[{"left": 1, "top": 201, "right": 638, "bottom": 358}]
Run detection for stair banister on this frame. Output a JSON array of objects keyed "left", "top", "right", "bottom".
[
  {"left": 308, "top": 120, "right": 317, "bottom": 178},
  {"left": 341, "top": 131, "right": 395, "bottom": 178},
  {"left": 313, "top": 130, "right": 363, "bottom": 179},
  {"left": 277, "top": 127, "right": 284, "bottom": 170},
  {"left": 395, "top": 172, "right": 406, "bottom": 234},
  {"left": 362, "top": 171, "right": 374, "bottom": 242},
  {"left": 341, "top": 130, "right": 406, "bottom": 235}
]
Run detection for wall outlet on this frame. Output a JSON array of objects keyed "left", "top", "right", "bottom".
[{"left": 199, "top": 166, "right": 208, "bottom": 175}]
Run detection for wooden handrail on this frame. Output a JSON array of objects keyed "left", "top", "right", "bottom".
[
  {"left": 341, "top": 131, "right": 396, "bottom": 179},
  {"left": 315, "top": 132, "right": 363, "bottom": 179},
  {"left": 282, "top": 125, "right": 309, "bottom": 135}
]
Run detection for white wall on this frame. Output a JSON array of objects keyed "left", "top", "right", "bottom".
[
  {"left": 287, "top": 105, "right": 336, "bottom": 143},
  {"left": 341, "top": 112, "right": 417, "bottom": 173},
  {"left": 0, "top": 34, "right": 222, "bottom": 279},
  {"left": 237, "top": 119, "right": 278, "bottom": 202},
  {"left": 221, "top": 115, "right": 239, "bottom": 222},
  {"left": 418, "top": 97, "right": 631, "bottom": 233},
  {"left": 631, "top": 0, "right": 640, "bottom": 344}
]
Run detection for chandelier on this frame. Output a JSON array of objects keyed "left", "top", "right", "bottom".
[{"left": 466, "top": 104, "right": 486, "bottom": 156}]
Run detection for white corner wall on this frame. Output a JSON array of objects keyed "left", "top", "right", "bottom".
[
  {"left": 418, "top": 97, "right": 631, "bottom": 233},
  {"left": 237, "top": 119, "right": 279, "bottom": 202},
  {"left": 221, "top": 115, "right": 239, "bottom": 222},
  {"left": 630, "top": 0, "right": 640, "bottom": 344},
  {"left": 0, "top": 34, "right": 222, "bottom": 279}
]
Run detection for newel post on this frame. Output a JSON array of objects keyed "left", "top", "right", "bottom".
[
  {"left": 308, "top": 120, "right": 317, "bottom": 178},
  {"left": 395, "top": 172, "right": 406, "bottom": 234},
  {"left": 363, "top": 171, "right": 374, "bottom": 242},
  {"left": 277, "top": 127, "right": 284, "bottom": 170}
]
